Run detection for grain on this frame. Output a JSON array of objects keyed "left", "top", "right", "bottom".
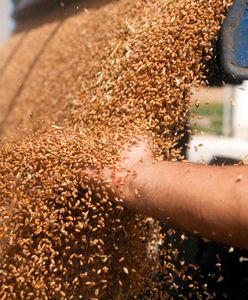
[
  {"left": 0, "top": 0, "right": 232, "bottom": 298},
  {"left": 236, "top": 174, "right": 243, "bottom": 182}
]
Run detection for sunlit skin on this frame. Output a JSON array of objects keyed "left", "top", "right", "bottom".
[{"left": 107, "top": 139, "right": 248, "bottom": 250}]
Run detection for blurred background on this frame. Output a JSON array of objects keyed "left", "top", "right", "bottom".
[{"left": 0, "top": 0, "right": 14, "bottom": 46}]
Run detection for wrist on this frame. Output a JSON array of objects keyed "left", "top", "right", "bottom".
[{"left": 123, "top": 160, "right": 152, "bottom": 210}]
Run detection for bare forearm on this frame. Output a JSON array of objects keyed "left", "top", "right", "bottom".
[{"left": 125, "top": 161, "right": 248, "bottom": 249}]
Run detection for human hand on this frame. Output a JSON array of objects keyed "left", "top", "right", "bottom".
[{"left": 106, "top": 138, "right": 154, "bottom": 204}]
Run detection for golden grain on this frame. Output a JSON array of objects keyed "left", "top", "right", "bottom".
[{"left": 0, "top": 0, "right": 232, "bottom": 298}]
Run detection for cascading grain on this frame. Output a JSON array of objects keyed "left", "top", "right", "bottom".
[{"left": 0, "top": 0, "right": 233, "bottom": 299}]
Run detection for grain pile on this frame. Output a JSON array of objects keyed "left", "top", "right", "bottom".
[{"left": 0, "top": 0, "right": 232, "bottom": 299}]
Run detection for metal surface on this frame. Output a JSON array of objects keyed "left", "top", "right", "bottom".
[
  {"left": 13, "top": 0, "right": 48, "bottom": 15},
  {"left": 222, "top": 0, "right": 248, "bottom": 80},
  {"left": 12, "top": 0, "right": 63, "bottom": 19}
]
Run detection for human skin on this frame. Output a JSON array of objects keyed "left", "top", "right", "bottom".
[{"left": 108, "top": 139, "right": 248, "bottom": 250}]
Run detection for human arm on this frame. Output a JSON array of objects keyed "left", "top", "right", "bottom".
[{"left": 109, "top": 140, "right": 248, "bottom": 249}]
